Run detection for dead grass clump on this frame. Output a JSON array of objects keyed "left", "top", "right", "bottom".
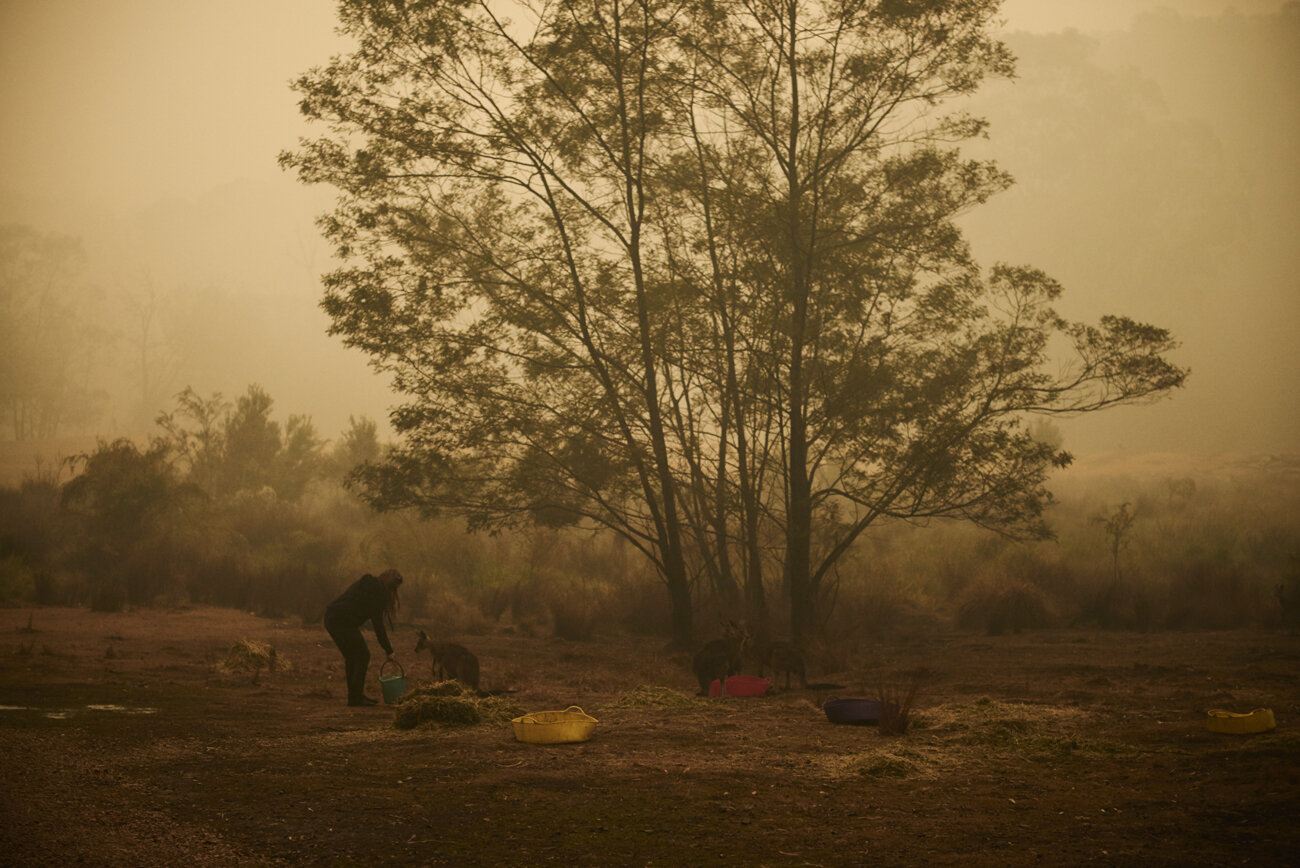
[
  {"left": 219, "top": 638, "right": 287, "bottom": 674},
  {"left": 393, "top": 682, "right": 524, "bottom": 730},
  {"left": 875, "top": 668, "right": 929, "bottom": 736},
  {"left": 613, "top": 685, "right": 701, "bottom": 708}
]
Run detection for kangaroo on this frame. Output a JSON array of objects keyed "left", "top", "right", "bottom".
[
  {"left": 761, "top": 640, "right": 807, "bottom": 690},
  {"left": 693, "top": 620, "right": 749, "bottom": 696},
  {"left": 414, "top": 629, "right": 481, "bottom": 692}
]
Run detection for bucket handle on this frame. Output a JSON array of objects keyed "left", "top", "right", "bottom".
[
  {"left": 517, "top": 706, "right": 590, "bottom": 725},
  {"left": 380, "top": 659, "right": 404, "bottom": 677}
]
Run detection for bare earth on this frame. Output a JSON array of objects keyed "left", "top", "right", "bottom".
[{"left": 0, "top": 606, "right": 1296, "bottom": 867}]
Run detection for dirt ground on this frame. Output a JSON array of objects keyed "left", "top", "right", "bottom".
[{"left": 0, "top": 606, "right": 1296, "bottom": 867}]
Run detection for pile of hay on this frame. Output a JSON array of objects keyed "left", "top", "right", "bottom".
[
  {"left": 393, "top": 681, "right": 524, "bottom": 730},
  {"left": 613, "top": 685, "right": 700, "bottom": 708},
  {"left": 219, "top": 638, "right": 288, "bottom": 674}
]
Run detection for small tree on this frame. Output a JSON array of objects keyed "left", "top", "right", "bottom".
[
  {"left": 1096, "top": 501, "right": 1136, "bottom": 591},
  {"left": 157, "top": 385, "right": 327, "bottom": 502}
]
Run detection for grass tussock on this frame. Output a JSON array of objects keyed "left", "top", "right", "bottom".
[
  {"left": 393, "top": 681, "right": 524, "bottom": 730},
  {"left": 875, "top": 668, "right": 929, "bottom": 735}
]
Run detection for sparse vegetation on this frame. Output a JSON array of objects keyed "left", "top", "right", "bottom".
[{"left": 0, "top": 422, "right": 1296, "bottom": 652}]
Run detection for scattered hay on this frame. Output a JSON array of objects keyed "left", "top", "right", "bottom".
[
  {"left": 219, "top": 638, "right": 288, "bottom": 674},
  {"left": 922, "top": 698, "right": 1119, "bottom": 756},
  {"left": 613, "top": 685, "right": 702, "bottom": 708},
  {"left": 422, "top": 680, "right": 472, "bottom": 697},
  {"left": 813, "top": 744, "right": 937, "bottom": 783},
  {"left": 857, "top": 752, "right": 919, "bottom": 779},
  {"left": 393, "top": 681, "right": 524, "bottom": 730}
]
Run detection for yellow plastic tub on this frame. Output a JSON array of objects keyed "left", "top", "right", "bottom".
[
  {"left": 511, "top": 706, "right": 598, "bottom": 744},
  {"left": 1206, "top": 707, "right": 1276, "bottom": 734}
]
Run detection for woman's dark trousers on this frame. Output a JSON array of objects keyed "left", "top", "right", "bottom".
[{"left": 324, "top": 614, "right": 370, "bottom": 705}]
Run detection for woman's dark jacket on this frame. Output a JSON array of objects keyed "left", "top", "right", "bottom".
[{"left": 324, "top": 574, "right": 394, "bottom": 655}]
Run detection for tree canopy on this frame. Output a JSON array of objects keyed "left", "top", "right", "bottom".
[{"left": 282, "top": 0, "right": 1186, "bottom": 646}]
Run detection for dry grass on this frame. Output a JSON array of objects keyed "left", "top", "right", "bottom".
[{"left": 218, "top": 638, "right": 288, "bottom": 675}]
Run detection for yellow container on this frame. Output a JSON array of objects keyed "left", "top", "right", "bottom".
[
  {"left": 511, "top": 706, "right": 598, "bottom": 744},
  {"left": 1206, "top": 707, "right": 1276, "bottom": 734}
]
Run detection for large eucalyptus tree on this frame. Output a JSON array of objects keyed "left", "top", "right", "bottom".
[{"left": 284, "top": 0, "right": 1185, "bottom": 647}]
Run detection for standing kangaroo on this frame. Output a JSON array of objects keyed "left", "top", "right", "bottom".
[
  {"left": 760, "top": 640, "right": 807, "bottom": 690},
  {"left": 693, "top": 621, "right": 749, "bottom": 696},
  {"left": 414, "top": 629, "right": 481, "bottom": 692}
]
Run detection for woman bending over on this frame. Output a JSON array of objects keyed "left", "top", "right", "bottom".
[{"left": 324, "top": 569, "right": 402, "bottom": 706}]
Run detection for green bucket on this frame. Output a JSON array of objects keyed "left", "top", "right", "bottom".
[{"left": 379, "top": 660, "right": 406, "bottom": 704}]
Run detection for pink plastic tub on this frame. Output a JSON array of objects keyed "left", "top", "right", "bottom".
[{"left": 709, "top": 675, "right": 772, "bottom": 697}]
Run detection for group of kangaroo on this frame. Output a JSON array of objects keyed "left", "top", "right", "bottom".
[
  {"left": 416, "top": 588, "right": 1296, "bottom": 696},
  {"left": 691, "top": 620, "right": 807, "bottom": 696},
  {"left": 414, "top": 621, "right": 807, "bottom": 697}
]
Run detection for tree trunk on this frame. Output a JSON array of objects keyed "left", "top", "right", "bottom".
[{"left": 783, "top": 0, "right": 815, "bottom": 647}]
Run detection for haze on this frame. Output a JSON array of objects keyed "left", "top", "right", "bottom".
[{"left": 1, "top": 0, "right": 1297, "bottom": 457}]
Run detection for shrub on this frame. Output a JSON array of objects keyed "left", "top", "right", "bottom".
[{"left": 955, "top": 575, "right": 1051, "bottom": 635}]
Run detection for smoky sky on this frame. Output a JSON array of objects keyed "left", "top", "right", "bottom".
[{"left": 0, "top": 0, "right": 1296, "bottom": 455}]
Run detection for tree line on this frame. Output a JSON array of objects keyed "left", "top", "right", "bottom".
[
  {"left": 0, "top": 386, "right": 378, "bottom": 615},
  {"left": 1, "top": 384, "right": 1294, "bottom": 636}
]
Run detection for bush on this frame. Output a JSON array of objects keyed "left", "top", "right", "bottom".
[{"left": 955, "top": 575, "right": 1051, "bottom": 635}]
